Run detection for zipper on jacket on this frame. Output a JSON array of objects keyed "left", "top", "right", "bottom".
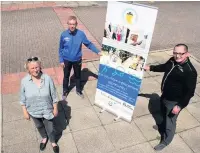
[{"left": 162, "top": 61, "right": 176, "bottom": 91}]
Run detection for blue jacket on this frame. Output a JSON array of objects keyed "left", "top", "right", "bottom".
[{"left": 59, "top": 29, "right": 100, "bottom": 62}]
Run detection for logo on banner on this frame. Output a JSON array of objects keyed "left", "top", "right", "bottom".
[
  {"left": 123, "top": 102, "right": 134, "bottom": 110},
  {"left": 123, "top": 9, "right": 137, "bottom": 25}
]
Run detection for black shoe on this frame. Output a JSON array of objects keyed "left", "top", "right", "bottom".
[
  {"left": 76, "top": 91, "right": 84, "bottom": 99},
  {"left": 153, "top": 125, "right": 158, "bottom": 130},
  {"left": 62, "top": 91, "right": 69, "bottom": 100},
  {"left": 53, "top": 145, "right": 59, "bottom": 153},
  {"left": 40, "top": 138, "right": 48, "bottom": 151},
  {"left": 154, "top": 143, "right": 166, "bottom": 151}
]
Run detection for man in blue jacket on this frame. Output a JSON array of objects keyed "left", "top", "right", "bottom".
[{"left": 59, "top": 16, "right": 101, "bottom": 99}]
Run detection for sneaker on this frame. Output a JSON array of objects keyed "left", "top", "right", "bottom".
[
  {"left": 76, "top": 91, "right": 84, "bottom": 99},
  {"left": 154, "top": 143, "right": 166, "bottom": 151}
]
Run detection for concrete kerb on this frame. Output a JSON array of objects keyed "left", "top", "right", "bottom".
[
  {"left": 150, "top": 48, "right": 174, "bottom": 53},
  {"left": 54, "top": 1, "right": 99, "bottom": 8},
  {"left": 149, "top": 47, "right": 200, "bottom": 63}
]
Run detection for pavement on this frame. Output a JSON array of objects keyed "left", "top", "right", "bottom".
[{"left": 1, "top": 2, "right": 200, "bottom": 153}]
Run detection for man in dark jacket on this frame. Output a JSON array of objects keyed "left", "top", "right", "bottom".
[
  {"left": 144, "top": 44, "right": 197, "bottom": 151},
  {"left": 59, "top": 16, "right": 101, "bottom": 99}
]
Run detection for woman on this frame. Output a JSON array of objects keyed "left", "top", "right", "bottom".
[{"left": 20, "top": 57, "right": 59, "bottom": 153}]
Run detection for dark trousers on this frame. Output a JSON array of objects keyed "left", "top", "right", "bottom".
[
  {"left": 63, "top": 59, "right": 82, "bottom": 93},
  {"left": 157, "top": 97, "right": 180, "bottom": 145},
  {"left": 31, "top": 117, "right": 55, "bottom": 143}
]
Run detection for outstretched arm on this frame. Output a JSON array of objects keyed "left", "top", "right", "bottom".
[{"left": 82, "top": 32, "right": 100, "bottom": 54}]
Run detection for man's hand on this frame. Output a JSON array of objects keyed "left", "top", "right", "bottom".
[
  {"left": 143, "top": 65, "right": 150, "bottom": 71},
  {"left": 172, "top": 105, "right": 181, "bottom": 115},
  {"left": 60, "top": 62, "right": 65, "bottom": 68},
  {"left": 98, "top": 52, "right": 103, "bottom": 56}
]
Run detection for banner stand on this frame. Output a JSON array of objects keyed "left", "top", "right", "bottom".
[
  {"left": 97, "top": 102, "right": 130, "bottom": 122},
  {"left": 94, "top": 1, "right": 158, "bottom": 122}
]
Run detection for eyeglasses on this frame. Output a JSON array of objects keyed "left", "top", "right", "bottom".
[
  {"left": 173, "top": 52, "right": 187, "bottom": 56},
  {"left": 68, "top": 23, "right": 77, "bottom": 26},
  {"left": 27, "top": 57, "right": 38, "bottom": 62}
]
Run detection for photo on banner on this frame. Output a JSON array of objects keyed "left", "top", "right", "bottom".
[{"left": 95, "top": 1, "right": 158, "bottom": 122}]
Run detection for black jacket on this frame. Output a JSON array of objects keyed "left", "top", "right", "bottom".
[{"left": 150, "top": 57, "right": 197, "bottom": 109}]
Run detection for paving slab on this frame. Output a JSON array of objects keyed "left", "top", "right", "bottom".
[
  {"left": 104, "top": 121, "right": 146, "bottom": 149},
  {"left": 197, "top": 76, "right": 200, "bottom": 84},
  {"left": 35, "top": 127, "right": 75, "bottom": 153},
  {"left": 189, "top": 93, "right": 200, "bottom": 103},
  {"left": 2, "top": 93, "right": 20, "bottom": 103},
  {"left": 69, "top": 107, "right": 101, "bottom": 131},
  {"left": 55, "top": 85, "right": 62, "bottom": 94},
  {"left": 137, "top": 92, "right": 162, "bottom": 114},
  {"left": 3, "top": 119, "right": 37, "bottom": 146},
  {"left": 148, "top": 52, "right": 172, "bottom": 64},
  {"left": 84, "top": 62, "right": 98, "bottom": 73},
  {"left": 134, "top": 114, "right": 160, "bottom": 141},
  {"left": 195, "top": 83, "right": 200, "bottom": 97},
  {"left": 186, "top": 102, "right": 200, "bottom": 122},
  {"left": 118, "top": 142, "right": 155, "bottom": 153},
  {"left": 3, "top": 101, "right": 23, "bottom": 123},
  {"left": 190, "top": 57, "right": 200, "bottom": 75},
  {"left": 150, "top": 134, "right": 193, "bottom": 153},
  {"left": 179, "top": 126, "right": 200, "bottom": 153},
  {"left": 164, "top": 50, "right": 173, "bottom": 56},
  {"left": 77, "top": 1, "right": 98, "bottom": 7},
  {"left": 1, "top": 1, "right": 12, "bottom": 4},
  {"left": 140, "top": 77, "right": 161, "bottom": 93},
  {"left": 66, "top": 90, "right": 92, "bottom": 110},
  {"left": 92, "top": 60, "right": 100, "bottom": 71},
  {"left": 176, "top": 109, "right": 200, "bottom": 132},
  {"left": 133, "top": 96, "right": 151, "bottom": 118},
  {"left": 153, "top": 75, "right": 163, "bottom": 84},
  {"left": 73, "top": 126, "right": 115, "bottom": 153},
  {"left": 143, "top": 71, "right": 151, "bottom": 78},
  {"left": 84, "top": 80, "right": 98, "bottom": 104},
  {"left": 146, "top": 56, "right": 159, "bottom": 65},
  {"left": 58, "top": 133, "right": 78, "bottom": 153},
  {"left": 2, "top": 141, "right": 39, "bottom": 153},
  {"left": 93, "top": 105, "right": 122, "bottom": 125}
]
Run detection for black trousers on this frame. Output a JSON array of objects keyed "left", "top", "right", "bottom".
[
  {"left": 157, "top": 96, "right": 180, "bottom": 145},
  {"left": 31, "top": 117, "right": 55, "bottom": 143},
  {"left": 63, "top": 59, "right": 82, "bottom": 93}
]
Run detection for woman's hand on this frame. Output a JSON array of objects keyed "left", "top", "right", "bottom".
[
  {"left": 22, "top": 106, "right": 30, "bottom": 120},
  {"left": 24, "top": 111, "right": 30, "bottom": 120},
  {"left": 53, "top": 108, "right": 58, "bottom": 117},
  {"left": 53, "top": 103, "right": 58, "bottom": 117}
]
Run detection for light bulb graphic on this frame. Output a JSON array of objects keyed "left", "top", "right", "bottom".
[{"left": 126, "top": 12, "right": 133, "bottom": 24}]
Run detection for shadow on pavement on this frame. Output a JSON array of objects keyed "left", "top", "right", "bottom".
[
  {"left": 68, "top": 68, "right": 98, "bottom": 92},
  {"left": 138, "top": 93, "right": 163, "bottom": 125},
  {"left": 54, "top": 100, "right": 71, "bottom": 143}
]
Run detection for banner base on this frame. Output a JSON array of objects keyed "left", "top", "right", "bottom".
[{"left": 94, "top": 102, "right": 132, "bottom": 123}]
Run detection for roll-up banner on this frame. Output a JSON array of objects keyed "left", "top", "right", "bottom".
[{"left": 95, "top": 1, "right": 158, "bottom": 122}]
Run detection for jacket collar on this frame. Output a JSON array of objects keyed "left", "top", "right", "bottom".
[{"left": 67, "top": 29, "right": 78, "bottom": 35}]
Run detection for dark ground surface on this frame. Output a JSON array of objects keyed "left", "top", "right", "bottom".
[{"left": 1, "top": 7, "right": 64, "bottom": 74}]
